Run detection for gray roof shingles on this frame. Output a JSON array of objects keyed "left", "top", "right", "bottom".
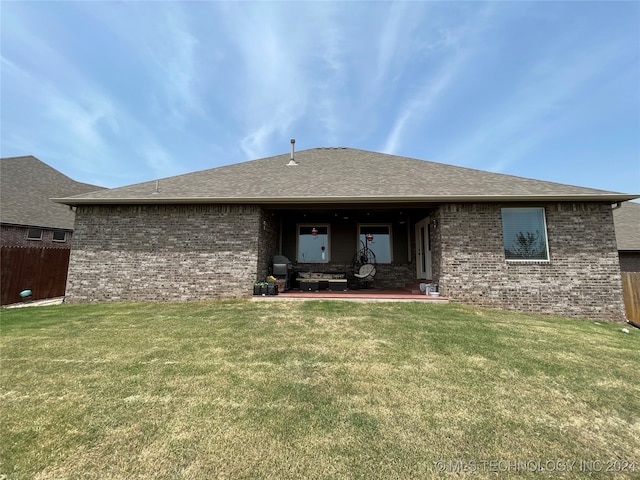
[
  {"left": 613, "top": 201, "right": 640, "bottom": 251},
  {"left": 54, "top": 147, "right": 637, "bottom": 205},
  {"left": 1, "top": 156, "right": 104, "bottom": 230}
]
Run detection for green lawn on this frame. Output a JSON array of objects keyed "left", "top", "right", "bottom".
[{"left": 1, "top": 301, "right": 639, "bottom": 479}]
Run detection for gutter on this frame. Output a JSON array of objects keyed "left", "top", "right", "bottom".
[
  {"left": 1, "top": 221, "right": 75, "bottom": 231},
  {"left": 52, "top": 193, "right": 640, "bottom": 206}
]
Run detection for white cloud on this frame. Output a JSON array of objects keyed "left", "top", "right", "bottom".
[
  {"left": 143, "top": 4, "right": 202, "bottom": 122},
  {"left": 137, "top": 142, "right": 176, "bottom": 174},
  {"left": 1, "top": 1, "right": 637, "bottom": 193},
  {"left": 441, "top": 32, "right": 635, "bottom": 173},
  {"left": 374, "top": 2, "right": 427, "bottom": 89},
  {"left": 212, "top": 4, "right": 313, "bottom": 158},
  {"left": 383, "top": 58, "right": 462, "bottom": 155},
  {"left": 46, "top": 93, "right": 118, "bottom": 150},
  {"left": 381, "top": 3, "right": 497, "bottom": 155}
]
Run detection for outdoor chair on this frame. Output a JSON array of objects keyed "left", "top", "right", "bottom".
[{"left": 353, "top": 263, "right": 376, "bottom": 288}]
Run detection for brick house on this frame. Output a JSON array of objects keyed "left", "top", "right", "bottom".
[
  {"left": 55, "top": 146, "right": 638, "bottom": 321},
  {"left": 1, "top": 156, "right": 103, "bottom": 304},
  {"left": 613, "top": 201, "right": 640, "bottom": 272}
]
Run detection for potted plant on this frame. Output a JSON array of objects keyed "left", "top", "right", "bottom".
[{"left": 266, "top": 276, "right": 279, "bottom": 295}]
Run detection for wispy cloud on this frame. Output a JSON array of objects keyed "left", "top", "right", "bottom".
[
  {"left": 309, "top": 7, "right": 348, "bottom": 144},
  {"left": 373, "top": 2, "right": 428, "bottom": 91},
  {"left": 143, "top": 4, "right": 202, "bottom": 123},
  {"left": 440, "top": 28, "right": 636, "bottom": 174},
  {"left": 380, "top": 3, "right": 499, "bottom": 155},
  {"left": 77, "top": 2, "right": 204, "bottom": 125},
  {"left": 46, "top": 93, "right": 117, "bottom": 152},
  {"left": 1, "top": 1, "right": 637, "bottom": 193},
  {"left": 212, "top": 3, "right": 312, "bottom": 158},
  {"left": 0, "top": 2, "right": 196, "bottom": 184},
  {"left": 383, "top": 58, "right": 462, "bottom": 155}
]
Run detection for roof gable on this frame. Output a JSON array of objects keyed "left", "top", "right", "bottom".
[
  {"left": 55, "top": 147, "right": 637, "bottom": 205},
  {"left": 1, "top": 156, "right": 104, "bottom": 229}
]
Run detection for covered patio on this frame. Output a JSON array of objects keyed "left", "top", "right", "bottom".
[{"left": 260, "top": 204, "right": 439, "bottom": 292}]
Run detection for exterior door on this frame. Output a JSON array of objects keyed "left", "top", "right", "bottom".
[{"left": 415, "top": 218, "right": 432, "bottom": 280}]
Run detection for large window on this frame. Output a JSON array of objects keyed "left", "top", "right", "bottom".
[
  {"left": 358, "top": 225, "right": 392, "bottom": 263},
  {"left": 501, "top": 208, "right": 549, "bottom": 261},
  {"left": 297, "top": 225, "right": 329, "bottom": 263}
]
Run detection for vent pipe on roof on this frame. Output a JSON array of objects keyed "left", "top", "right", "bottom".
[{"left": 287, "top": 138, "right": 298, "bottom": 166}]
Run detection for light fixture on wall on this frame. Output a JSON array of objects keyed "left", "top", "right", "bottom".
[{"left": 432, "top": 219, "right": 438, "bottom": 229}]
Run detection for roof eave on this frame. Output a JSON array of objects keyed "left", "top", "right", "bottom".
[
  {"left": 52, "top": 193, "right": 640, "bottom": 206},
  {"left": 1, "top": 221, "right": 75, "bottom": 231}
]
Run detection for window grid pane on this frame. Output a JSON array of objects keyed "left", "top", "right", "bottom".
[
  {"left": 52, "top": 231, "right": 67, "bottom": 242},
  {"left": 27, "top": 228, "right": 42, "bottom": 240},
  {"left": 359, "top": 225, "right": 392, "bottom": 264},
  {"left": 297, "top": 226, "right": 329, "bottom": 263}
]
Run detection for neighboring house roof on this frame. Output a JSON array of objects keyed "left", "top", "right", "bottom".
[
  {"left": 613, "top": 201, "right": 640, "bottom": 251},
  {"left": 54, "top": 147, "right": 638, "bottom": 205},
  {"left": 1, "top": 156, "right": 104, "bottom": 230}
]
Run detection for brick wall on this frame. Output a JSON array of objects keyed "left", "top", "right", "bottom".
[
  {"left": 66, "top": 204, "right": 262, "bottom": 302},
  {"left": 256, "top": 210, "right": 280, "bottom": 282},
  {"left": 1, "top": 225, "right": 72, "bottom": 249},
  {"left": 435, "top": 203, "right": 626, "bottom": 321},
  {"left": 429, "top": 210, "right": 443, "bottom": 286},
  {"left": 370, "top": 263, "right": 415, "bottom": 288}
]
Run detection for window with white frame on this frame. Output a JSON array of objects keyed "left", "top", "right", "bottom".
[
  {"left": 501, "top": 208, "right": 549, "bottom": 261},
  {"left": 297, "top": 225, "right": 329, "bottom": 263},
  {"left": 27, "top": 228, "right": 43, "bottom": 240},
  {"left": 52, "top": 230, "right": 68, "bottom": 242},
  {"left": 358, "top": 225, "right": 392, "bottom": 263}
]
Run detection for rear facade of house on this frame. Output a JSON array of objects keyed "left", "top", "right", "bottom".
[{"left": 57, "top": 147, "right": 636, "bottom": 322}]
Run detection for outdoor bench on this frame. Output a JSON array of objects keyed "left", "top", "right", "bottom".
[{"left": 295, "top": 272, "right": 348, "bottom": 291}]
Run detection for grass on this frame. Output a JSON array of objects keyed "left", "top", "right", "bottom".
[{"left": 1, "top": 300, "right": 639, "bottom": 479}]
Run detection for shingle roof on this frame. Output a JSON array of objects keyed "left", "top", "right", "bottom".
[
  {"left": 1, "top": 156, "right": 104, "bottom": 230},
  {"left": 54, "top": 147, "right": 637, "bottom": 205},
  {"left": 613, "top": 201, "right": 640, "bottom": 251}
]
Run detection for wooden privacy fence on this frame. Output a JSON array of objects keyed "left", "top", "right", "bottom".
[
  {"left": 1, "top": 246, "right": 71, "bottom": 306},
  {"left": 621, "top": 272, "right": 640, "bottom": 324}
]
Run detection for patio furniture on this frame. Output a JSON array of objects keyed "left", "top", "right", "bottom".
[
  {"left": 353, "top": 263, "right": 376, "bottom": 288},
  {"left": 272, "top": 255, "right": 293, "bottom": 291},
  {"left": 351, "top": 240, "right": 377, "bottom": 288},
  {"left": 295, "top": 272, "right": 348, "bottom": 291}
]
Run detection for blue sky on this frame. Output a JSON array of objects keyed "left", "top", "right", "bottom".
[{"left": 1, "top": 1, "right": 639, "bottom": 195}]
